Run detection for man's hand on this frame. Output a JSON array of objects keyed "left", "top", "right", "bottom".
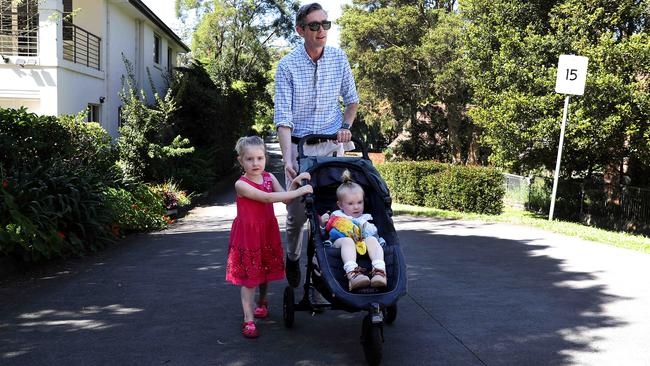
[
  {"left": 336, "top": 128, "right": 352, "bottom": 143},
  {"left": 285, "top": 163, "right": 297, "bottom": 181},
  {"left": 291, "top": 172, "right": 311, "bottom": 189}
]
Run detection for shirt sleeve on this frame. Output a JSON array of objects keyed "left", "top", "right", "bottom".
[
  {"left": 339, "top": 51, "right": 359, "bottom": 106},
  {"left": 274, "top": 62, "right": 294, "bottom": 130},
  {"left": 358, "top": 214, "right": 377, "bottom": 237}
]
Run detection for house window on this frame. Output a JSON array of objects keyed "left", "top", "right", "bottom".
[
  {"left": 167, "top": 46, "right": 172, "bottom": 69},
  {"left": 62, "top": 0, "right": 73, "bottom": 41},
  {"left": 0, "top": 0, "right": 39, "bottom": 56},
  {"left": 118, "top": 106, "right": 124, "bottom": 128},
  {"left": 153, "top": 33, "right": 161, "bottom": 64},
  {"left": 87, "top": 104, "right": 100, "bottom": 123}
]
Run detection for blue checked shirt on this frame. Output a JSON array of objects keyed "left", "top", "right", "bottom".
[{"left": 274, "top": 45, "right": 359, "bottom": 138}]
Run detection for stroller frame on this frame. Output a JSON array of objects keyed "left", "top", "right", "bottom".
[{"left": 282, "top": 135, "right": 407, "bottom": 366}]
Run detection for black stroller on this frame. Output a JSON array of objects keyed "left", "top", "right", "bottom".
[{"left": 282, "top": 135, "right": 408, "bottom": 366}]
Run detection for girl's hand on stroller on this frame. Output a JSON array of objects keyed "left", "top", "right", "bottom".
[{"left": 297, "top": 184, "right": 313, "bottom": 196}]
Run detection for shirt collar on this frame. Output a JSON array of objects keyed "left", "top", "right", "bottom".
[{"left": 300, "top": 44, "right": 326, "bottom": 64}]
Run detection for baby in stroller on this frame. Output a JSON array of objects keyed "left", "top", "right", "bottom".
[{"left": 320, "top": 169, "right": 387, "bottom": 291}]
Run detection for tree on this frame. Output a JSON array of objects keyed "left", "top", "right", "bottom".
[
  {"left": 176, "top": 0, "right": 298, "bottom": 83},
  {"left": 462, "top": 0, "right": 650, "bottom": 184},
  {"left": 339, "top": 1, "right": 473, "bottom": 162}
]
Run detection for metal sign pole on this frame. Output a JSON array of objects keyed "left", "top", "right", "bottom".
[{"left": 549, "top": 95, "right": 570, "bottom": 221}]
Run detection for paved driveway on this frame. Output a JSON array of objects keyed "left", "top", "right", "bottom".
[{"left": 1, "top": 145, "right": 649, "bottom": 365}]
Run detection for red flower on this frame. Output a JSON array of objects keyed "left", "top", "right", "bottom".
[
  {"left": 2, "top": 180, "right": 7, "bottom": 189},
  {"left": 57, "top": 232, "right": 65, "bottom": 239}
]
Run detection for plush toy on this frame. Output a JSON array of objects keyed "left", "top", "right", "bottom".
[{"left": 325, "top": 215, "right": 367, "bottom": 255}]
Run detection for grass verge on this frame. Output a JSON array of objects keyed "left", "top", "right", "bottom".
[{"left": 392, "top": 203, "right": 650, "bottom": 254}]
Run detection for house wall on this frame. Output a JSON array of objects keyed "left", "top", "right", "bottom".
[
  {"left": 57, "top": 67, "right": 105, "bottom": 122},
  {"left": 72, "top": 0, "right": 104, "bottom": 39},
  {"left": 0, "top": 0, "right": 60, "bottom": 115},
  {"left": 0, "top": 0, "right": 187, "bottom": 138}
]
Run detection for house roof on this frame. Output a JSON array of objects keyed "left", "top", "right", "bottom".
[{"left": 128, "top": 0, "right": 190, "bottom": 52}]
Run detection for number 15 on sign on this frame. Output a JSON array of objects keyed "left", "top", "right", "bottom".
[
  {"left": 555, "top": 55, "right": 588, "bottom": 95},
  {"left": 549, "top": 55, "right": 588, "bottom": 221}
]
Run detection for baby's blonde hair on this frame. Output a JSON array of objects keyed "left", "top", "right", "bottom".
[
  {"left": 234, "top": 136, "right": 266, "bottom": 157},
  {"left": 336, "top": 169, "right": 364, "bottom": 199}
]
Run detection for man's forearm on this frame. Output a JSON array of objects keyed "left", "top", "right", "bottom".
[
  {"left": 277, "top": 126, "right": 293, "bottom": 164},
  {"left": 343, "top": 103, "right": 359, "bottom": 126}
]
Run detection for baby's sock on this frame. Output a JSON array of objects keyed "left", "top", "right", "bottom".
[
  {"left": 343, "top": 261, "right": 359, "bottom": 273},
  {"left": 372, "top": 260, "right": 386, "bottom": 271}
]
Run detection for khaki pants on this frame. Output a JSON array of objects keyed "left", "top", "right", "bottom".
[{"left": 285, "top": 140, "right": 353, "bottom": 261}]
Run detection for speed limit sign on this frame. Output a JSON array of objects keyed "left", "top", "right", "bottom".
[
  {"left": 549, "top": 54, "right": 588, "bottom": 221},
  {"left": 555, "top": 55, "right": 588, "bottom": 95}
]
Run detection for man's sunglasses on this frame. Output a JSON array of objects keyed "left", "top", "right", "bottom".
[{"left": 302, "top": 20, "right": 332, "bottom": 31}]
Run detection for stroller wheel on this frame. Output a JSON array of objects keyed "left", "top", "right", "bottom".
[
  {"left": 383, "top": 304, "right": 398, "bottom": 324},
  {"left": 283, "top": 286, "right": 295, "bottom": 328},
  {"left": 361, "top": 315, "right": 383, "bottom": 366}
]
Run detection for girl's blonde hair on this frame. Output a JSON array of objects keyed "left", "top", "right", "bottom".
[
  {"left": 336, "top": 169, "right": 364, "bottom": 199},
  {"left": 234, "top": 136, "right": 266, "bottom": 157}
]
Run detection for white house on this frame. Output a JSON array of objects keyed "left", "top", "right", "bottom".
[{"left": 0, "top": 0, "right": 190, "bottom": 137}]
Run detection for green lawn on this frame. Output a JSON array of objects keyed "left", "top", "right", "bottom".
[{"left": 392, "top": 204, "right": 650, "bottom": 254}]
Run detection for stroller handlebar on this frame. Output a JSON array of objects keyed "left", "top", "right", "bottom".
[{"left": 296, "top": 134, "right": 369, "bottom": 160}]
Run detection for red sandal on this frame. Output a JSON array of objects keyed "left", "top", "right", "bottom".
[
  {"left": 254, "top": 300, "right": 268, "bottom": 318},
  {"left": 242, "top": 321, "right": 258, "bottom": 338}
]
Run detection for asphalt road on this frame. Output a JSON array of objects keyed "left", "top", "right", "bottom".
[{"left": 1, "top": 144, "right": 649, "bottom": 366}]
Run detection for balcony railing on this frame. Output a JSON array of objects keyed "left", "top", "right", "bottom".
[
  {"left": 0, "top": 10, "right": 38, "bottom": 57},
  {"left": 62, "top": 20, "right": 100, "bottom": 70}
]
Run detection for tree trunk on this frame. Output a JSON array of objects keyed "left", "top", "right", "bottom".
[
  {"left": 466, "top": 124, "right": 480, "bottom": 165},
  {"left": 446, "top": 103, "right": 463, "bottom": 164}
]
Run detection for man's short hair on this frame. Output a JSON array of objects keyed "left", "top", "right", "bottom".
[{"left": 296, "top": 3, "right": 326, "bottom": 27}]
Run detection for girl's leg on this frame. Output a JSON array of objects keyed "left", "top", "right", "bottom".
[
  {"left": 254, "top": 283, "right": 269, "bottom": 318},
  {"left": 365, "top": 237, "right": 387, "bottom": 288},
  {"left": 258, "top": 283, "right": 268, "bottom": 303},
  {"left": 241, "top": 286, "right": 256, "bottom": 322},
  {"left": 335, "top": 237, "right": 370, "bottom": 290},
  {"left": 365, "top": 237, "right": 385, "bottom": 265}
]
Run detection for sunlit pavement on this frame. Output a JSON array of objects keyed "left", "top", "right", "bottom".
[{"left": 2, "top": 143, "right": 650, "bottom": 365}]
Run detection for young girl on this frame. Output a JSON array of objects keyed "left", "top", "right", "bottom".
[
  {"left": 320, "top": 169, "right": 387, "bottom": 291},
  {"left": 226, "top": 136, "right": 312, "bottom": 338}
]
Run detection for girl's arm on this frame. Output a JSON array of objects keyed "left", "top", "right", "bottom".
[
  {"left": 269, "top": 173, "right": 294, "bottom": 205},
  {"left": 236, "top": 179, "right": 312, "bottom": 204}
]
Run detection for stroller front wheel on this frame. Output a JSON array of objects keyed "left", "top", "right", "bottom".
[
  {"left": 283, "top": 286, "right": 295, "bottom": 328},
  {"left": 361, "top": 314, "right": 383, "bottom": 366},
  {"left": 383, "top": 304, "right": 398, "bottom": 324}
]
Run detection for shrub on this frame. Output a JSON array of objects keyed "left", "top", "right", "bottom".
[
  {"left": 423, "top": 166, "right": 505, "bottom": 215},
  {"left": 0, "top": 164, "right": 114, "bottom": 261},
  {"left": 377, "top": 161, "right": 505, "bottom": 214},
  {"left": 103, "top": 184, "right": 167, "bottom": 232},
  {"left": 168, "top": 61, "right": 253, "bottom": 192},
  {"left": 0, "top": 108, "right": 120, "bottom": 261},
  {"left": 118, "top": 57, "right": 194, "bottom": 183},
  {"left": 150, "top": 180, "right": 192, "bottom": 211},
  {"left": 377, "top": 161, "right": 447, "bottom": 206}
]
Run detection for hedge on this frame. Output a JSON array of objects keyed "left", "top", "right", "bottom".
[
  {"left": 377, "top": 161, "right": 504, "bottom": 215},
  {"left": 0, "top": 107, "right": 172, "bottom": 262}
]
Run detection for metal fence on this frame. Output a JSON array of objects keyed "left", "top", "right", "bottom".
[
  {"left": 62, "top": 21, "right": 100, "bottom": 70},
  {"left": 0, "top": 10, "right": 38, "bottom": 56},
  {"left": 503, "top": 174, "right": 650, "bottom": 235},
  {"left": 503, "top": 173, "right": 529, "bottom": 209}
]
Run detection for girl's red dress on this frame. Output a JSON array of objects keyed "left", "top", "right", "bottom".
[{"left": 226, "top": 172, "right": 285, "bottom": 287}]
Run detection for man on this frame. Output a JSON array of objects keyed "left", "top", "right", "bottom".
[{"left": 274, "top": 2, "right": 359, "bottom": 287}]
